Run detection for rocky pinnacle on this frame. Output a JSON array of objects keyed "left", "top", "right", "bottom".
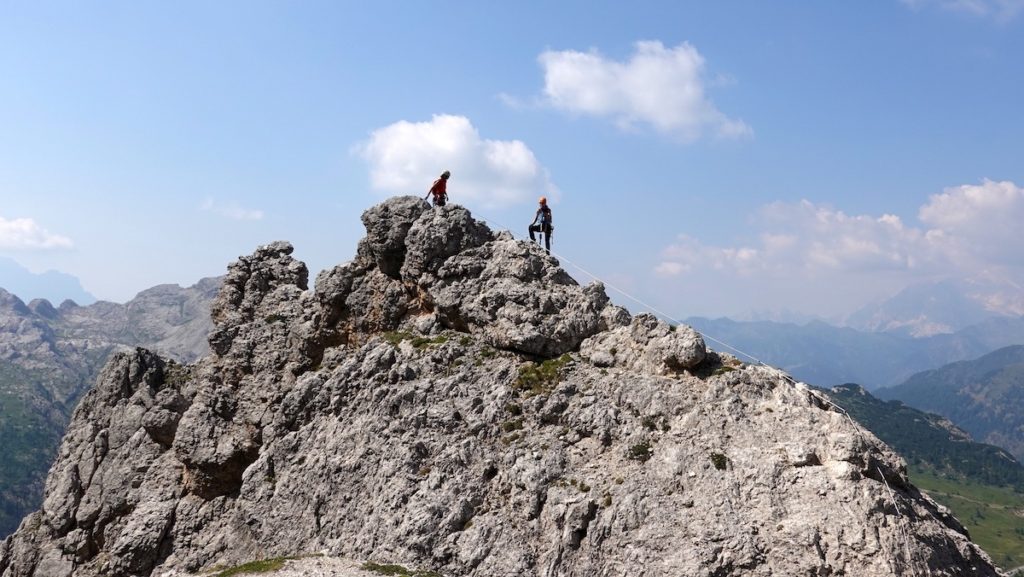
[{"left": 0, "top": 197, "right": 1003, "bottom": 576}]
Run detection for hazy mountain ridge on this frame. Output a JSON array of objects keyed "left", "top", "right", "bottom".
[
  {"left": 846, "top": 280, "right": 1016, "bottom": 337},
  {"left": 686, "top": 316, "right": 1024, "bottom": 389},
  {"left": 0, "top": 197, "right": 1000, "bottom": 576},
  {"left": 878, "top": 345, "right": 1024, "bottom": 462},
  {"left": 0, "top": 258, "right": 96, "bottom": 308},
  {"left": 0, "top": 279, "right": 217, "bottom": 537}
]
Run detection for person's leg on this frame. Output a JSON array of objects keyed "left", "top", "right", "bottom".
[{"left": 529, "top": 224, "right": 538, "bottom": 241}]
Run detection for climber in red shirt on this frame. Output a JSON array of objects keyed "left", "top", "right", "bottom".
[{"left": 425, "top": 170, "right": 450, "bottom": 207}]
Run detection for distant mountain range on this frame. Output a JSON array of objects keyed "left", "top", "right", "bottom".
[
  {"left": 686, "top": 315, "right": 1024, "bottom": 389},
  {"left": 877, "top": 345, "right": 1024, "bottom": 462},
  {"left": 687, "top": 277, "right": 1024, "bottom": 389},
  {"left": 846, "top": 279, "right": 1023, "bottom": 338},
  {"left": 0, "top": 279, "right": 217, "bottom": 537},
  {"left": 0, "top": 257, "right": 95, "bottom": 305}
]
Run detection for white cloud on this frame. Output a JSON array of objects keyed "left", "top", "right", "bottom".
[
  {"left": 918, "top": 179, "right": 1024, "bottom": 230},
  {"left": 658, "top": 202, "right": 926, "bottom": 279},
  {"left": 761, "top": 201, "right": 925, "bottom": 272},
  {"left": 0, "top": 216, "right": 73, "bottom": 250},
  {"left": 654, "top": 180, "right": 1024, "bottom": 315},
  {"left": 655, "top": 260, "right": 688, "bottom": 276},
  {"left": 918, "top": 179, "right": 1024, "bottom": 266},
  {"left": 659, "top": 234, "right": 765, "bottom": 276},
  {"left": 199, "top": 198, "right": 264, "bottom": 221},
  {"left": 537, "top": 40, "right": 751, "bottom": 141},
  {"left": 901, "top": 0, "right": 1024, "bottom": 20},
  {"left": 355, "top": 114, "right": 557, "bottom": 208}
]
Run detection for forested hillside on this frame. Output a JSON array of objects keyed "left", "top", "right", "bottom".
[{"left": 878, "top": 345, "right": 1024, "bottom": 461}]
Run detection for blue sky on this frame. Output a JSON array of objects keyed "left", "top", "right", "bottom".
[{"left": 1, "top": 1, "right": 1022, "bottom": 320}]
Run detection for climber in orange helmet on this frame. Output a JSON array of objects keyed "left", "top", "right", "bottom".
[{"left": 528, "top": 196, "right": 553, "bottom": 254}]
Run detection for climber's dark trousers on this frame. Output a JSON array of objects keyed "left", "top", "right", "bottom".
[{"left": 529, "top": 224, "right": 552, "bottom": 253}]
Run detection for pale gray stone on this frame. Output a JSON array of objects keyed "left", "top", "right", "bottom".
[
  {"left": 581, "top": 313, "right": 706, "bottom": 375},
  {"left": 0, "top": 276, "right": 217, "bottom": 539},
  {"left": 0, "top": 197, "right": 1003, "bottom": 577}
]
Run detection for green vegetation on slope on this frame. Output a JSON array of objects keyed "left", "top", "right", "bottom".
[
  {"left": 0, "top": 363, "right": 69, "bottom": 536},
  {"left": 362, "top": 561, "right": 442, "bottom": 577},
  {"left": 878, "top": 345, "right": 1024, "bottom": 461},
  {"left": 910, "top": 468, "right": 1024, "bottom": 571},
  {"left": 211, "top": 557, "right": 290, "bottom": 576},
  {"left": 826, "top": 384, "right": 1024, "bottom": 488}
]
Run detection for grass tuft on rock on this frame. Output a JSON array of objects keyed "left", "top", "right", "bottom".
[
  {"left": 502, "top": 418, "right": 524, "bottom": 432},
  {"left": 711, "top": 452, "right": 729, "bottom": 471},
  {"left": 628, "top": 442, "right": 653, "bottom": 462},
  {"left": 411, "top": 335, "right": 448, "bottom": 349},
  {"left": 383, "top": 331, "right": 413, "bottom": 347},
  {"left": 212, "top": 557, "right": 289, "bottom": 576},
  {"left": 361, "top": 561, "right": 442, "bottom": 577},
  {"left": 514, "top": 354, "right": 573, "bottom": 396}
]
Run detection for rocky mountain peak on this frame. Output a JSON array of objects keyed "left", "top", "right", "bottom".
[
  {"left": 27, "top": 299, "right": 60, "bottom": 320},
  {"left": 310, "top": 197, "right": 618, "bottom": 360},
  {"left": 0, "top": 276, "right": 219, "bottom": 539},
  {"left": 0, "top": 289, "right": 32, "bottom": 317},
  {"left": 0, "top": 197, "right": 1003, "bottom": 576}
]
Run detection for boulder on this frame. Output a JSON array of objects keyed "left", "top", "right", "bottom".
[{"left": 581, "top": 313, "right": 706, "bottom": 375}]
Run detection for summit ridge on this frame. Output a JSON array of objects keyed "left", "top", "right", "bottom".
[{"left": 0, "top": 197, "right": 1001, "bottom": 576}]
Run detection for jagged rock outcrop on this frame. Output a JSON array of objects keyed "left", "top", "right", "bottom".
[
  {"left": 581, "top": 312, "right": 706, "bottom": 375},
  {"left": 0, "top": 279, "right": 218, "bottom": 538},
  {"left": 0, "top": 197, "right": 1004, "bottom": 576},
  {"left": 315, "top": 201, "right": 608, "bottom": 358}
]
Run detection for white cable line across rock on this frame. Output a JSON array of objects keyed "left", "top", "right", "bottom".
[
  {"left": 473, "top": 211, "right": 779, "bottom": 367},
  {"left": 477, "top": 208, "right": 915, "bottom": 542}
]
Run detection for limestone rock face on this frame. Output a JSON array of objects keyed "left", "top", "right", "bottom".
[
  {"left": 428, "top": 235, "right": 609, "bottom": 357},
  {"left": 313, "top": 198, "right": 605, "bottom": 358},
  {"left": 400, "top": 203, "right": 494, "bottom": 280},
  {"left": 581, "top": 312, "right": 706, "bottom": 375},
  {"left": 357, "top": 196, "right": 432, "bottom": 279},
  {"left": 0, "top": 278, "right": 217, "bottom": 538},
  {"left": 0, "top": 197, "right": 1004, "bottom": 577}
]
